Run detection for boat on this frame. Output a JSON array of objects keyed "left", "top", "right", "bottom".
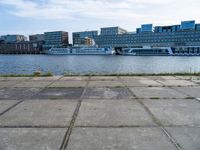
[
  {"left": 122, "top": 46, "right": 173, "bottom": 56},
  {"left": 46, "top": 47, "right": 114, "bottom": 55}
]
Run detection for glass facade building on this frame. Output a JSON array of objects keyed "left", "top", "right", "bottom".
[
  {"left": 29, "top": 34, "right": 44, "bottom": 42},
  {"left": 44, "top": 31, "right": 68, "bottom": 49},
  {"left": 141, "top": 24, "right": 153, "bottom": 32},
  {"left": 0, "top": 35, "right": 27, "bottom": 43},
  {"left": 100, "top": 27, "right": 127, "bottom": 35},
  {"left": 181, "top": 21, "right": 195, "bottom": 30},
  {"left": 92, "top": 21, "right": 200, "bottom": 48},
  {"left": 72, "top": 31, "right": 98, "bottom": 46}
]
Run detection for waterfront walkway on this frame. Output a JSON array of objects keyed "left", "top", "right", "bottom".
[{"left": 0, "top": 76, "right": 200, "bottom": 150}]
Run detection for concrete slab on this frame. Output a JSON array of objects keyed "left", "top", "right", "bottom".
[
  {"left": 175, "top": 76, "right": 200, "bottom": 80},
  {"left": 0, "top": 77, "right": 32, "bottom": 81},
  {"left": 60, "top": 76, "right": 89, "bottom": 81},
  {"left": 173, "top": 86, "right": 200, "bottom": 98},
  {"left": 0, "top": 100, "right": 77, "bottom": 126},
  {"left": 143, "top": 99, "right": 200, "bottom": 126},
  {"left": 88, "top": 81, "right": 124, "bottom": 87},
  {"left": 130, "top": 87, "right": 187, "bottom": 99},
  {"left": 119, "top": 76, "right": 148, "bottom": 80},
  {"left": 0, "top": 100, "right": 19, "bottom": 114},
  {"left": 122, "top": 80, "right": 162, "bottom": 87},
  {"left": 0, "top": 128, "right": 65, "bottom": 150},
  {"left": 0, "top": 88, "right": 41, "bottom": 100},
  {"left": 0, "top": 81, "right": 19, "bottom": 88},
  {"left": 141, "top": 76, "right": 178, "bottom": 80},
  {"left": 166, "top": 127, "right": 200, "bottom": 150},
  {"left": 31, "top": 76, "right": 61, "bottom": 81},
  {"left": 192, "top": 80, "right": 200, "bottom": 84},
  {"left": 49, "top": 81, "right": 87, "bottom": 88},
  {"left": 32, "top": 88, "right": 84, "bottom": 99},
  {"left": 83, "top": 87, "right": 132, "bottom": 99},
  {"left": 67, "top": 127, "right": 177, "bottom": 150},
  {"left": 13, "top": 81, "right": 52, "bottom": 88},
  {"left": 157, "top": 79, "right": 197, "bottom": 86},
  {"left": 90, "top": 76, "right": 119, "bottom": 81},
  {"left": 76, "top": 100, "right": 155, "bottom": 126}
]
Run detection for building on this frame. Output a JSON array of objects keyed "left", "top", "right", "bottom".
[
  {"left": 0, "top": 35, "right": 27, "bottom": 43},
  {"left": 44, "top": 31, "right": 69, "bottom": 49},
  {"left": 74, "top": 37, "right": 94, "bottom": 47},
  {"left": 135, "top": 20, "right": 200, "bottom": 47},
  {"left": 141, "top": 24, "right": 153, "bottom": 32},
  {"left": 181, "top": 20, "right": 195, "bottom": 30},
  {"left": 72, "top": 31, "right": 98, "bottom": 46},
  {"left": 100, "top": 27, "right": 127, "bottom": 35},
  {"left": 0, "top": 41, "right": 44, "bottom": 54},
  {"left": 94, "top": 33, "right": 135, "bottom": 48},
  {"left": 29, "top": 34, "right": 44, "bottom": 41},
  {"left": 93, "top": 20, "right": 200, "bottom": 48}
]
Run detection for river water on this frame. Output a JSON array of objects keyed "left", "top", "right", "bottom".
[{"left": 0, "top": 55, "right": 200, "bottom": 75}]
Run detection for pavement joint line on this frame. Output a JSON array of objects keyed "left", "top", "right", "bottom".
[
  {"left": 59, "top": 76, "right": 90, "bottom": 150},
  {"left": 0, "top": 77, "right": 55, "bottom": 116},
  {"left": 169, "top": 86, "right": 200, "bottom": 103},
  {"left": 29, "top": 76, "right": 64, "bottom": 99},
  {"left": 0, "top": 79, "right": 25, "bottom": 90},
  {"left": 1, "top": 125, "right": 199, "bottom": 128},
  {"left": 117, "top": 77, "right": 183, "bottom": 150},
  {"left": 0, "top": 100, "right": 24, "bottom": 117},
  {"left": 0, "top": 126, "right": 69, "bottom": 128},
  {"left": 74, "top": 125, "right": 158, "bottom": 128},
  {"left": 117, "top": 76, "right": 137, "bottom": 97},
  {"left": 134, "top": 94, "right": 183, "bottom": 150}
]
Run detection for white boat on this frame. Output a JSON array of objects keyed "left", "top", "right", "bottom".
[
  {"left": 122, "top": 46, "right": 173, "bottom": 56},
  {"left": 46, "top": 47, "right": 113, "bottom": 55}
]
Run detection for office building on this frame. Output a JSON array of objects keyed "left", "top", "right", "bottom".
[
  {"left": 0, "top": 35, "right": 27, "bottom": 43},
  {"left": 100, "top": 27, "right": 127, "bottom": 35},
  {"left": 0, "top": 41, "right": 44, "bottom": 54},
  {"left": 72, "top": 31, "right": 98, "bottom": 45},
  {"left": 141, "top": 24, "right": 153, "bottom": 32},
  {"left": 181, "top": 20, "right": 195, "bottom": 30},
  {"left": 44, "top": 31, "right": 68, "bottom": 49},
  {"left": 74, "top": 37, "right": 94, "bottom": 47},
  {"left": 29, "top": 34, "right": 44, "bottom": 41},
  {"left": 93, "top": 20, "right": 200, "bottom": 48}
]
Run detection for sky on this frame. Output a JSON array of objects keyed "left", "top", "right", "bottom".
[{"left": 0, "top": 0, "right": 199, "bottom": 43}]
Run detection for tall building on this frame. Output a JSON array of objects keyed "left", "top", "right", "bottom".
[
  {"left": 29, "top": 34, "right": 44, "bottom": 41},
  {"left": 72, "top": 31, "right": 98, "bottom": 46},
  {"left": 0, "top": 35, "right": 27, "bottom": 43},
  {"left": 44, "top": 31, "right": 68, "bottom": 49}
]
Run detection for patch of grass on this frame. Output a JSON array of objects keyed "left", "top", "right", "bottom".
[
  {"left": 150, "top": 97, "right": 161, "bottom": 99},
  {"left": 185, "top": 97, "right": 195, "bottom": 99},
  {"left": 63, "top": 72, "right": 200, "bottom": 77},
  {"left": 0, "top": 71, "right": 53, "bottom": 77}
]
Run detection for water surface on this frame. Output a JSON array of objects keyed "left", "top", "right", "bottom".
[{"left": 0, "top": 55, "right": 200, "bottom": 75}]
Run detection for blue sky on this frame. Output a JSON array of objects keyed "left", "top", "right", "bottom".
[{"left": 0, "top": 0, "right": 199, "bottom": 43}]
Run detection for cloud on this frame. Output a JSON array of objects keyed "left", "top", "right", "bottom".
[
  {"left": 0, "top": 0, "right": 199, "bottom": 29},
  {"left": 0, "top": 0, "right": 173, "bottom": 20}
]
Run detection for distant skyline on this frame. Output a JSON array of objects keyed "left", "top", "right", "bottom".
[{"left": 0, "top": 0, "right": 199, "bottom": 42}]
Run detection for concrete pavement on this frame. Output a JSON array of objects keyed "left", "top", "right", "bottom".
[{"left": 0, "top": 76, "right": 200, "bottom": 150}]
